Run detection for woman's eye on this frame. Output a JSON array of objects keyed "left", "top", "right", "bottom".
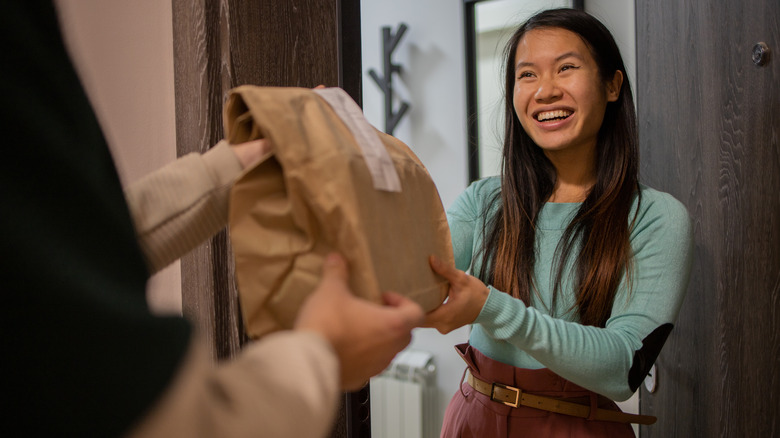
[
  {"left": 560, "top": 64, "right": 579, "bottom": 72},
  {"left": 517, "top": 71, "right": 534, "bottom": 79}
]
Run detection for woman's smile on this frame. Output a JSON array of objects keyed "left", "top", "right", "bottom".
[{"left": 533, "top": 107, "right": 575, "bottom": 130}]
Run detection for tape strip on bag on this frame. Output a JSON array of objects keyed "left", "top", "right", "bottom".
[{"left": 313, "top": 88, "right": 402, "bottom": 192}]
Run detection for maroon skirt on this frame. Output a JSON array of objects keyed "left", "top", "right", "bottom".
[{"left": 440, "top": 344, "right": 635, "bottom": 438}]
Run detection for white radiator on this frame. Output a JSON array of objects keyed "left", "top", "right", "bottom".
[{"left": 370, "top": 350, "right": 438, "bottom": 438}]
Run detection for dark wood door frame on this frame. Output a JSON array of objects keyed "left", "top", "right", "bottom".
[{"left": 172, "top": 1, "right": 367, "bottom": 436}]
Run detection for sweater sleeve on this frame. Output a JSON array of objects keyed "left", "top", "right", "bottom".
[
  {"left": 447, "top": 178, "right": 498, "bottom": 272},
  {"left": 126, "top": 331, "right": 340, "bottom": 438},
  {"left": 474, "top": 193, "right": 694, "bottom": 401},
  {"left": 124, "top": 140, "right": 244, "bottom": 274}
]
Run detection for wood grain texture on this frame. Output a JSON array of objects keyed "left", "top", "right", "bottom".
[
  {"left": 172, "top": 0, "right": 226, "bottom": 361},
  {"left": 172, "top": 0, "right": 344, "bottom": 361},
  {"left": 173, "top": 1, "right": 365, "bottom": 436},
  {"left": 637, "top": 1, "right": 779, "bottom": 436},
  {"left": 225, "top": 0, "right": 340, "bottom": 88}
]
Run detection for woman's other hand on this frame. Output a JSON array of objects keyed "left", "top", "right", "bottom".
[{"left": 425, "top": 255, "right": 490, "bottom": 334}]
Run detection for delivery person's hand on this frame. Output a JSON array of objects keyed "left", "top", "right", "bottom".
[
  {"left": 295, "top": 253, "right": 424, "bottom": 391},
  {"left": 231, "top": 139, "right": 271, "bottom": 169}
]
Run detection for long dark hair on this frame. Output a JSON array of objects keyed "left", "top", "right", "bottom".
[{"left": 477, "top": 8, "right": 640, "bottom": 327}]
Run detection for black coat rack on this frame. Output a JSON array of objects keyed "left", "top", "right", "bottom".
[{"left": 368, "top": 23, "right": 410, "bottom": 136}]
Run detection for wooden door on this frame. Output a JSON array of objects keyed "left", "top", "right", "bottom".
[
  {"left": 171, "top": 1, "right": 365, "bottom": 436},
  {"left": 636, "top": 1, "right": 779, "bottom": 436}
]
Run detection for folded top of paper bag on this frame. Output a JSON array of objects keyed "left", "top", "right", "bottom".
[{"left": 226, "top": 86, "right": 454, "bottom": 338}]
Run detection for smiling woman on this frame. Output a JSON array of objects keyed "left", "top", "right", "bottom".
[{"left": 425, "top": 8, "right": 694, "bottom": 437}]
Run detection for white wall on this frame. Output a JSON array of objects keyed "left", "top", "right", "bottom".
[
  {"left": 585, "top": 0, "right": 637, "bottom": 95},
  {"left": 360, "top": 0, "right": 470, "bottom": 209},
  {"left": 55, "top": 0, "right": 181, "bottom": 314},
  {"left": 361, "top": 0, "right": 472, "bottom": 433}
]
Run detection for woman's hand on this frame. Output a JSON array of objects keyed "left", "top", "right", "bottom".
[{"left": 425, "top": 255, "right": 490, "bottom": 334}]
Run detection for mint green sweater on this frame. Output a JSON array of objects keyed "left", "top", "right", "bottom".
[{"left": 448, "top": 177, "right": 693, "bottom": 401}]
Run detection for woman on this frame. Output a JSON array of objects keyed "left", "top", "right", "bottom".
[{"left": 427, "top": 8, "right": 693, "bottom": 437}]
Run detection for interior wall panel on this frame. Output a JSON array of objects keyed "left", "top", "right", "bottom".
[{"left": 636, "top": 1, "right": 779, "bottom": 436}]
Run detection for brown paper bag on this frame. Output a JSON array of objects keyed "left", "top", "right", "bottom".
[{"left": 226, "top": 86, "right": 454, "bottom": 338}]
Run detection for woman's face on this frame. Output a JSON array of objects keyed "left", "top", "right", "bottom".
[{"left": 512, "top": 27, "right": 621, "bottom": 158}]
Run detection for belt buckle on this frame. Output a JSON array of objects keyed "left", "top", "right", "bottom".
[{"left": 491, "top": 382, "right": 520, "bottom": 408}]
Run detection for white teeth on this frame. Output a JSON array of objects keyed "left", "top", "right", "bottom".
[{"left": 536, "top": 110, "right": 572, "bottom": 121}]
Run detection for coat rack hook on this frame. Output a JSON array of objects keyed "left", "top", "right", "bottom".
[{"left": 368, "top": 23, "right": 411, "bottom": 135}]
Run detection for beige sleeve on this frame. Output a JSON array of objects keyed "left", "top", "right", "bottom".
[
  {"left": 126, "top": 330, "right": 340, "bottom": 438},
  {"left": 124, "top": 140, "right": 244, "bottom": 274}
]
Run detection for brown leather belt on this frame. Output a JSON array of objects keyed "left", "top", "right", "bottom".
[{"left": 466, "top": 372, "right": 656, "bottom": 425}]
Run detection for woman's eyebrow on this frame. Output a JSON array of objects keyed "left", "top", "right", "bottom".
[
  {"left": 555, "top": 51, "right": 584, "bottom": 62},
  {"left": 515, "top": 52, "right": 585, "bottom": 71}
]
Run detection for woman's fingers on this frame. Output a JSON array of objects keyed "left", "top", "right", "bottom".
[
  {"left": 426, "top": 254, "right": 490, "bottom": 334},
  {"left": 423, "top": 303, "right": 455, "bottom": 333},
  {"left": 429, "top": 255, "right": 463, "bottom": 282}
]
